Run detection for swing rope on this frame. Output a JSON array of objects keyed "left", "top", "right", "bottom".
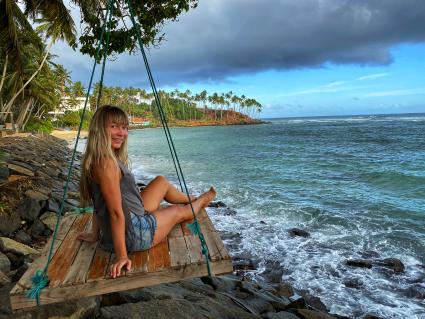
[
  {"left": 27, "top": 0, "right": 212, "bottom": 304},
  {"left": 125, "top": 0, "right": 212, "bottom": 277}
]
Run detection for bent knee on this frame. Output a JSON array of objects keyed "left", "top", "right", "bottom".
[{"left": 154, "top": 175, "right": 168, "bottom": 184}]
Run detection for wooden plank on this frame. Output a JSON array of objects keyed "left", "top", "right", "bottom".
[
  {"left": 86, "top": 247, "right": 111, "bottom": 281},
  {"left": 203, "top": 231, "right": 220, "bottom": 261},
  {"left": 147, "top": 239, "right": 170, "bottom": 272},
  {"left": 184, "top": 234, "right": 203, "bottom": 264},
  {"left": 168, "top": 223, "right": 183, "bottom": 238},
  {"left": 129, "top": 250, "right": 148, "bottom": 274},
  {"left": 63, "top": 241, "right": 97, "bottom": 285},
  {"left": 181, "top": 219, "right": 194, "bottom": 236},
  {"left": 211, "top": 231, "right": 231, "bottom": 260},
  {"left": 168, "top": 236, "right": 190, "bottom": 269},
  {"left": 47, "top": 214, "right": 91, "bottom": 287},
  {"left": 10, "top": 259, "right": 234, "bottom": 310},
  {"left": 10, "top": 215, "right": 77, "bottom": 294}
]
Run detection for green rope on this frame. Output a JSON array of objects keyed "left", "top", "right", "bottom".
[
  {"left": 26, "top": 0, "right": 115, "bottom": 304},
  {"left": 125, "top": 0, "right": 212, "bottom": 278}
]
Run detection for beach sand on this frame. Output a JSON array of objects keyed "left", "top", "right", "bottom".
[{"left": 50, "top": 129, "right": 88, "bottom": 141}]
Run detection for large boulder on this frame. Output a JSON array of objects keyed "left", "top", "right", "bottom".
[
  {"left": 0, "top": 252, "right": 11, "bottom": 273},
  {"left": 16, "top": 197, "right": 41, "bottom": 223},
  {"left": 0, "top": 237, "right": 39, "bottom": 257},
  {"left": 0, "top": 211, "right": 21, "bottom": 236},
  {"left": 346, "top": 259, "right": 372, "bottom": 269},
  {"left": 374, "top": 258, "right": 405, "bottom": 273}
]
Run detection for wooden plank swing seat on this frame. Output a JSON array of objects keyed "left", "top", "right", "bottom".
[{"left": 10, "top": 209, "right": 233, "bottom": 310}]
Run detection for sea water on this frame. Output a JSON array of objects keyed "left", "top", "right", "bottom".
[{"left": 126, "top": 113, "right": 425, "bottom": 318}]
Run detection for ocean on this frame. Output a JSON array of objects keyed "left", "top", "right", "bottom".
[{"left": 125, "top": 113, "right": 425, "bottom": 318}]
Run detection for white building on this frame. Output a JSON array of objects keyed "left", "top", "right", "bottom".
[{"left": 49, "top": 97, "right": 91, "bottom": 116}]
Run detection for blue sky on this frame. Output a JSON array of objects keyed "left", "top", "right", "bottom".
[{"left": 53, "top": 0, "right": 425, "bottom": 118}]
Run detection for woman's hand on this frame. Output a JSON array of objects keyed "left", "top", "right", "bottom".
[
  {"left": 110, "top": 257, "right": 132, "bottom": 278},
  {"left": 77, "top": 231, "right": 99, "bottom": 243}
]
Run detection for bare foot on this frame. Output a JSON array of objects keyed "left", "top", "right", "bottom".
[{"left": 199, "top": 187, "right": 216, "bottom": 207}]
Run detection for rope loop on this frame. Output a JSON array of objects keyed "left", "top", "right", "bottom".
[{"left": 26, "top": 270, "right": 49, "bottom": 305}]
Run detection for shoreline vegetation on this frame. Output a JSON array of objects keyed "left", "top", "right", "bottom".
[{"left": 0, "top": 135, "right": 348, "bottom": 319}]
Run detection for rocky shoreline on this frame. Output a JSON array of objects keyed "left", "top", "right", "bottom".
[{"left": 0, "top": 134, "right": 400, "bottom": 319}]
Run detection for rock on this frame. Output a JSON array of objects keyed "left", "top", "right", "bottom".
[
  {"left": 224, "top": 208, "right": 237, "bottom": 216},
  {"left": 45, "top": 198, "right": 61, "bottom": 213},
  {"left": 0, "top": 211, "right": 21, "bottom": 236},
  {"left": 261, "top": 261, "right": 284, "bottom": 283},
  {"left": 0, "top": 270, "right": 11, "bottom": 287},
  {"left": 29, "top": 219, "right": 47, "bottom": 237},
  {"left": 5, "top": 252, "right": 25, "bottom": 270},
  {"left": 296, "top": 309, "right": 337, "bottom": 319},
  {"left": 208, "top": 201, "right": 227, "bottom": 208},
  {"left": 288, "top": 228, "right": 310, "bottom": 238},
  {"left": 24, "top": 189, "right": 49, "bottom": 201},
  {"left": 39, "top": 211, "right": 58, "bottom": 231},
  {"left": 8, "top": 175, "right": 28, "bottom": 182},
  {"left": 363, "top": 315, "right": 384, "bottom": 319},
  {"left": 403, "top": 284, "right": 425, "bottom": 299},
  {"left": 343, "top": 277, "right": 363, "bottom": 289},
  {"left": 374, "top": 258, "right": 405, "bottom": 273},
  {"left": 16, "top": 197, "right": 41, "bottom": 222},
  {"left": 0, "top": 166, "right": 9, "bottom": 183},
  {"left": 285, "top": 297, "right": 307, "bottom": 309},
  {"left": 0, "top": 252, "right": 11, "bottom": 273},
  {"left": 0, "top": 237, "right": 40, "bottom": 256},
  {"left": 233, "top": 256, "right": 256, "bottom": 271},
  {"left": 263, "top": 311, "right": 300, "bottom": 319},
  {"left": 273, "top": 283, "right": 294, "bottom": 298},
  {"left": 301, "top": 294, "right": 328, "bottom": 312},
  {"left": 65, "top": 198, "right": 80, "bottom": 207},
  {"left": 6, "top": 163, "right": 34, "bottom": 176},
  {"left": 13, "top": 230, "right": 32, "bottom": 246},
  {"left": 346, "top": 259, "right": 372, "bottom": 269}
]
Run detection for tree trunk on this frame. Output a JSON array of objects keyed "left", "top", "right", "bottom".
[
  {"left": 22, "top": 100, "right": 35, "bottom": 130},
  {"left": 16, "top": 97, "right": 33, "bottom": 129},
  {"left": 0, "top": 54, "right": 8, "bottom": 109},
  {"left": 1, "top": 40, "right": 53, "bottom": 120}
]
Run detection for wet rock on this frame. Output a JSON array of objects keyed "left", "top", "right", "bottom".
[
  {"left": 65, "top": 198, "right": 80, "bottom": 207},
  {"left": 301, "top": 293, "right": 328, "bottom": 312},
  {"left": 224, "top": 208, "right": 237, "bottom": 216},
  {"left": 343, "top": 277, "right": 363, "bottom": 289},
  {"left": 208, "top": 201, "right": 227, "bottom": 208},
  {"left": 296, "top": 309, "right": 337, "bottom": 319},
  {"left": 0, "top": 252, "right": 11, "bottom": 273},
  {"left": 45, "top": 198, "right": 61, "bottom": 213},
  {"left": 6, "top": 162, "right": 34, "bottom": 176},
  {"left": 403, "top": 284, "right": 425, "bottom": 299},
  {"left": 17, "top": 197, "right": 41, "bottom": 222},
  {"left": 288, "top": 228, "right": 310, "bottom": 238},
  {"left": 346, "top": 259, "right": 372, "bottom": 269},
  {"left": 0, "top": 211, "right": 21, "bottom": 236},
  {"left": 363, "top": 315, "right": 384, "bottom": 319},
  {"left": 0, "top": 237, "right": 39, "bottom": 256},
  {"left": 233, "top": 256, "right": 256, "bottom": 271},
  {"left": 374, "top": 258, "right": 405, "bottom": 273},
  {"left": 13, "top": 230, "right": 32, "bottom": 246},
  {"left": 260, "top": 220, "right": 267, "bottom": 224},
  {"left": 285, "top": 297, "right": 307, "bottom": 309},
  {"left": 261, "top": 261, "right": 284, "bottom": 283}
]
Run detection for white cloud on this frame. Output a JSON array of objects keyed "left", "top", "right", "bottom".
[
  {"left": 356, "top": 73, "right": 389, "bottom": 81},
  {"left": 364, "top": 88, "right": 425, "bottom": 97}
]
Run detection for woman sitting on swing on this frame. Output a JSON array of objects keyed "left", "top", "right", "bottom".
[{"left": 77, "top": 105, "right": 216, "bottom": 278}]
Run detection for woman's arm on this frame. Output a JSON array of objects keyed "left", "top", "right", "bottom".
[{"left": 93, "top": 158, "right": 132, "bottom": 278}]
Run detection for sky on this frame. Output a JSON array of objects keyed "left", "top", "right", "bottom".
[{"left": 52, "top": 0, "right": 425, "bottom": 118}]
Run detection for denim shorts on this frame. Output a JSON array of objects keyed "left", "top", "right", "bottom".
[{"left": 130, "top": 212, "right": 157, "bottom": 251}]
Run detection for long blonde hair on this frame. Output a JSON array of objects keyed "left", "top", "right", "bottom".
[{"left": 80, "top": 105, "right": 129, "bottom": 205}]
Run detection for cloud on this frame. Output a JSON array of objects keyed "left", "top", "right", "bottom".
[
  {"left": 53, "top": 0, "right": 425, "bottom": 86},
  {"left": 364, "top": 87, "right": 425, "bottom": 97},
  {"left": 356, "top": 73, "right": 389, "bottom": 81}
]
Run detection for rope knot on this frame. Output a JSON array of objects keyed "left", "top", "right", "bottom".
[{"left": 26, "top": 270, "right": 49, "bottom": 305}]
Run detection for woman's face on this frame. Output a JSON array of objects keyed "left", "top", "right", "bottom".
[{"left": 105, "top": 118, "right": 128, "bottom": 150}]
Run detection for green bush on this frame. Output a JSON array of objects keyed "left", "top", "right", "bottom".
[{"left": 25, "top": 118, "right": 53, "bottom": 133}]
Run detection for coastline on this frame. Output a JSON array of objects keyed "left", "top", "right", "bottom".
[{"left": 0, "top": 134, "right": 344, "bottom": 319}]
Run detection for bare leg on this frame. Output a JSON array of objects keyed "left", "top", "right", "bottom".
[
  {"left": 151, "top": 187, "right": 216, "bottom": 246},
  {"left": 141, "top": 176, "right": 195, "bottom": 212}
]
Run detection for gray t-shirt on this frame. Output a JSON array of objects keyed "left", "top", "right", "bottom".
[{"left": 91, "top": 160, "right": 145, "bottom": 252}]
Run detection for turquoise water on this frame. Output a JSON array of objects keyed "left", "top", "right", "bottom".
[{"left": 127, "top": 114, "right": 425, "bottom": 318}]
